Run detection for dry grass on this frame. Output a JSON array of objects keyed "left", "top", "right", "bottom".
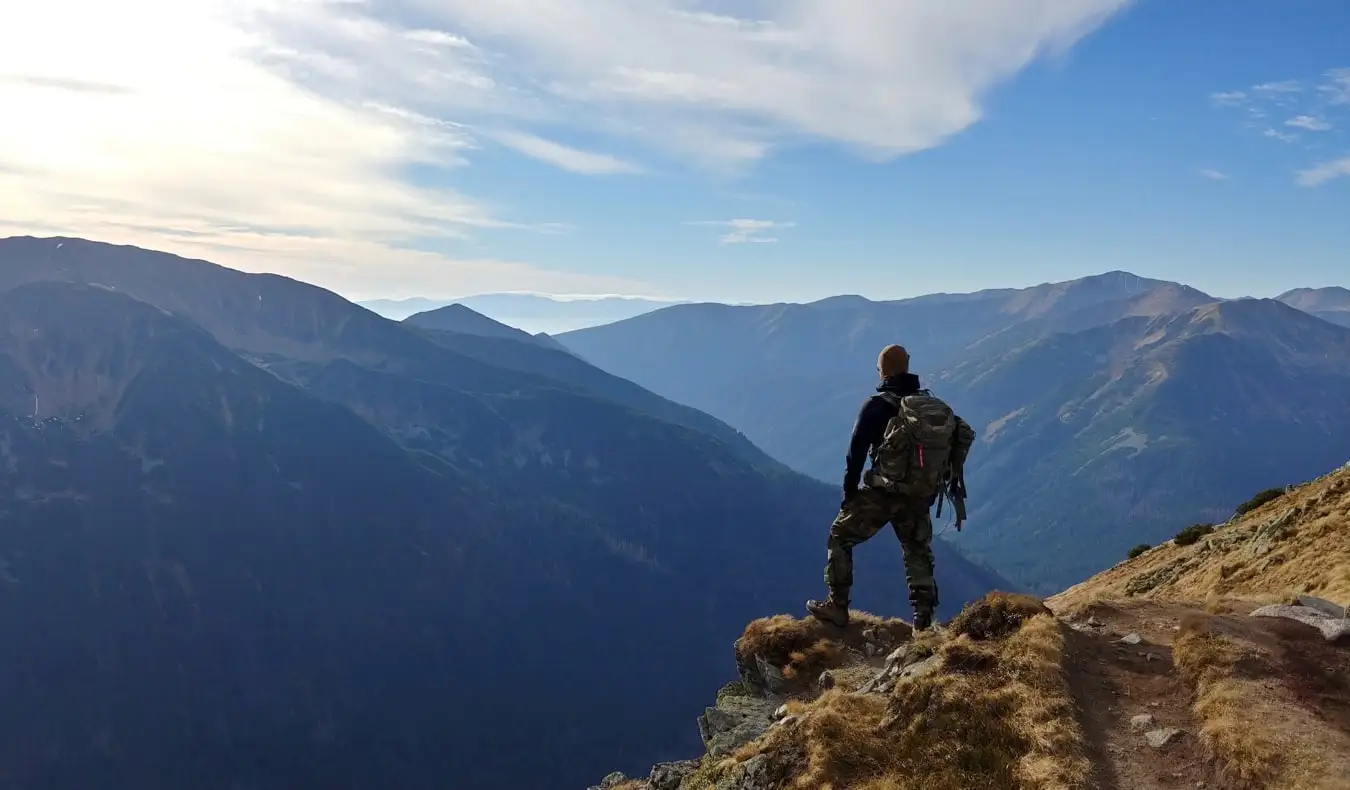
[
  {"left": 1170, "top": 615, "right": 1350, "bottom": 790},
  {"left": 949, "top": 592, "right": 1053, "bottom": 641},
  {"left": 722, "top": 595, "right": 1091, "bottom": 790},
  {"left": 735, "top": 610, "right": 912, "bottom": 691},
  {"left": 1174, "top": 615, "right": 1284, "bottom": 787},
  {"left": 1049, "top": 466, "right": 1350, "bottom": 613}
]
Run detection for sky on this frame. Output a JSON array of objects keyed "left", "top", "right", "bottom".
[{"left": 1, "top": 0, "right": 1347, "bottom": 305}]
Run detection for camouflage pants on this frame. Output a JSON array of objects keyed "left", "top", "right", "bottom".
[{"left": 824, "top": 487, "right": 938, "bottom": 616}]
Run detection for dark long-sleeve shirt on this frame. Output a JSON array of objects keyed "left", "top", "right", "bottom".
[{"left": 842, "top": 373, "right": 922, "bottom": 494}]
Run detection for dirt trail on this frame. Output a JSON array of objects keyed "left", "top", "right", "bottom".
[
  {"left": 1053, "top": 597, "right": 1350, "bottom": 790},
  {"left": 1059, "top": 600, "right": 1216, "bottom": 790}
]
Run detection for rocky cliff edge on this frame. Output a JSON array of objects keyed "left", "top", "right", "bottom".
[{"left": 590, "top": 462, "right": 1350, "bottom": 790}]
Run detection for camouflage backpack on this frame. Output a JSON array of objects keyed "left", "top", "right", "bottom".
[{"left": 867, "top": 390, "right": 963, "bottom": 501}]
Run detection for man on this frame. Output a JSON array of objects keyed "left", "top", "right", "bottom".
[{"left": 806, "top": 344, "right": 975, "bottom": 631}]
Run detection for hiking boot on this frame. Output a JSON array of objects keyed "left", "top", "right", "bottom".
[
  {"left": 912, "top": 610, "right": 934, "bottom": 632},
  {"left": 806, "top": 599, "right": 849, "bottom": 627}
]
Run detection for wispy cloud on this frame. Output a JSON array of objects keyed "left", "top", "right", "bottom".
[
  {"left": 688, "top": 219, "right": 795, "bottom": 244},
  {"left": 1286, "top": 115, "right": 1332, "bottom": 131},
  {"left": 1211, "top": 70, "right": 1349, "bottom": 144},
  {"left": 1296, "top": 155, "right": 1350, "bottom": 187},
  {"left": 1198, "top": 169, "right": 1230, "bottom": 181},
  {"left": 490, "top": 130, "right": 643, "bottom": 175},
  {"left": 253, "top": 0, "right": 1133, "bottom": 169},
  {"left": 0, "top": 0, "right": 1135, "bottom": 297},
  {"left": 1321, "top": 68, "right": 1350, "bottom": 105},
  {"left": 1251, "top": 80, "right": 1303, "bottom": 95},
  {"left": 0, "top": 0, "right": 647, "bottom": 299},
  {"left": 0, "top": 73, "right": 132, "bottom": 94}
]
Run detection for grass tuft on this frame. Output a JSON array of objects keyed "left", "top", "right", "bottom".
[{"left": 1174, "top": 615, "right": 1284, "bottom": 787}]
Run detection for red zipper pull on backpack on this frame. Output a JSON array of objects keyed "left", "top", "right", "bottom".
[{"left": 917, "top": 444, "right": 925, "bottom": 468}]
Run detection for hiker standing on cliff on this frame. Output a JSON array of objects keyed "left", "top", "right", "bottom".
[{"left": 806, "top": 344, "right": 976, "bottom": 632}]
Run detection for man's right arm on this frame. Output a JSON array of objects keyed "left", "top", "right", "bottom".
[{"left": 842, "top": 396, "right": 889, "bottom": 495}]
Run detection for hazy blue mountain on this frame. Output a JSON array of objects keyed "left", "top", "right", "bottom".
[
  {"left": 935, "top": 297, "right": 1350, "bottom": 587},
  {"left": 404, "top": 302, "right": 544, "bottom": 343},
  {"left": 559, "top": 275, "right": 1350, "bottom": 592},
  {"left": 0, "top": 236, "right": 1012, "bottom": 790},
  {"left": 1277, "top": 286, "right": 1350, "bottom": 328},
  {"left": 559, "top": 272, "right": 1209, "bottom": 482},
  {"left": 360, "top": 293, "right": 680, "bottom": 333}
]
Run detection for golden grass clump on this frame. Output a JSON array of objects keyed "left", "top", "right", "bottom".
[
  {"left": 949, "top": 592, "right": 1054, "bottom": 641},
  {"left": 751, "top": 606, "right": 1090, "bottom": 790},
  {"left": 1173, "top": 615, "right": 1284, "bottom": 787},
  {"left": 735, "top": 611, "right": 912, "bottom": 689}
]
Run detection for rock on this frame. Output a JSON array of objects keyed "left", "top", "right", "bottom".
[
  {"left": 864, "top": 642, "right": 879, "bottom": 658},
  {"left": 859, "top": 647, "right": 941, "bottom": 694},
  {"left": 774, "top": 714, "right": 799, "bottom": 728},
  {"left": 1087, "top": 616, "right": 1104, "bottom": 627},
  {"left": 1130, "top": 713, "right": 1156, "bottom": 731},
  {"left": 697, "top": 694, "right": 780, "bottom": 758},
  {"left": 1296, "top": 595, "right": 1348, "bottom": 619},
  {"left": 589, "top": 771, "right": 631, "bottom": 790},
  {"left": 753, "top": 655, "right": 791, "bottom": 695},
  {"left": 647, "top": 760, "right": 698, "bottom": 790},
  {"left": 772, "top": 704, "right": 789, "bottom": 720},
  {"left": 817, "top": 670, "right": 837, "bottom": 690},
  {"left": 1251, "top": 604, "right": 1350, "bottom": 643},
  {"left": 1146, "top": 728, "right": 1184, "bottom": 749},
  {"left": 900, "top": 654, "right": 942, "bottom": 679},
  {"left": 1119, "top": 633, "right": 1143, "bottom": 645}
]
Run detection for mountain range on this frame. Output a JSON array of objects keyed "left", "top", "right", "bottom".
[
  {"left": 0, "top": 236, "right": 1008, "bottom": 790},
  {"left": 559, "top": 272, "right": 1350, "bottom": 592},
  {"left": 1276, "top": 286, "right": 1350, "bottom": 328},
  {"left": 359, "top": 293, "right": 679, "bottom": 333}
]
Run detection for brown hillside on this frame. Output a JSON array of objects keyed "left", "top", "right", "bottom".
[
  {"left": 1051, "top": 460, "right": 1350, "bottom": 611},
  {"left": 592, "top": 463, "right": 1350, "bottom": 790}
]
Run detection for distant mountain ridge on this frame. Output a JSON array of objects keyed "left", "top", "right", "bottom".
[
  {"left": 559, "top": 271, "right": 1350, "bottom": 593},
  {"left": 360, "top": 292, "right": 682, "bottom": 332},
  {"left": 0, "top": 235, "right": 1012, "bottom": 790},
  {"left": 1277, "top": 286, "right": 1350, "bottom": 328}
]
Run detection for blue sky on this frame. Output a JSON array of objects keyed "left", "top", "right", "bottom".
[{"left": 1, "top": 0, "right": 1346, "bottom": 304}]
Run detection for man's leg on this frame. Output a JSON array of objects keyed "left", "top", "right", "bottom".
[
  {"left": 807, "top": 490, "right": 890, "bottom": 626},
  {"left": 804, "top": 488, "right": 891, "bottom": 626},
  {"left": 891, "top": 503, "right": 939, "bottom": 630}
]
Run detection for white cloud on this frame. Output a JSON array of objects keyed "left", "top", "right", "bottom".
[
  {"left": 1198, "top": 169, "right": 1230, "bottom": 181},
  {"left": 1296, "top": 155, "right": 1350, "bottom": 187},
  {"left": 1209, "top": 90, "right": 1247, "bottom": 107},
  {"left": 1252, "top": 80, "right": 1303, "bottom": 95},
  {"left": 490, "top": 130, "right": 643, "bottom": 174},
  {"left": 0, "top": 0, "right": 654, "bottom": 298},
  {"left": 0, "top": 0, "right": 1134, "bottom": 297},
  {"left": 1263, "top": 128, "right": 1299, "bottom": 143},
  {"left": 1320, "top": 68, "right": 1350, "bottom": 105},
  {"left": 688, "top": 219, "right": 795, "bottom": 244},
  {"left": 254, "top": 0, "right": 1133, "bottom": 167},
  {"left": 1286, "top": 115, "right": 1332, "bottom": 131}
]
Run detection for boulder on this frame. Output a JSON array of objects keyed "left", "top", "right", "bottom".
[
  {"left": 588, "top": 771, "right": 633, "bottom": 790},
  {"left": 647, "top": 760, "right": 699, "bottom": 790},
  {"left": 1295, "top": 595, "right": 1347, "bottom": 619},
  {"left": 1146, "top": 728, "right": 1185, "bottom": 749},
  {"left": 697, "top": 694, "right": 780, "bottom": 758},
  {"left": 1251, "top": 604, "right": 1350, "bottom": 643}
]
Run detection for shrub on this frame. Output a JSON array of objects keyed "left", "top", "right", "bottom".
[
  {"left": 1127, "top": 544, "right": 1151, "bottom": 559},
  {"left": 1234, "top": 487, "right": 1286, "bottom": 517},
  {"left": 1174, "top": 523, "right": 1215, "bottom": 547}
]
